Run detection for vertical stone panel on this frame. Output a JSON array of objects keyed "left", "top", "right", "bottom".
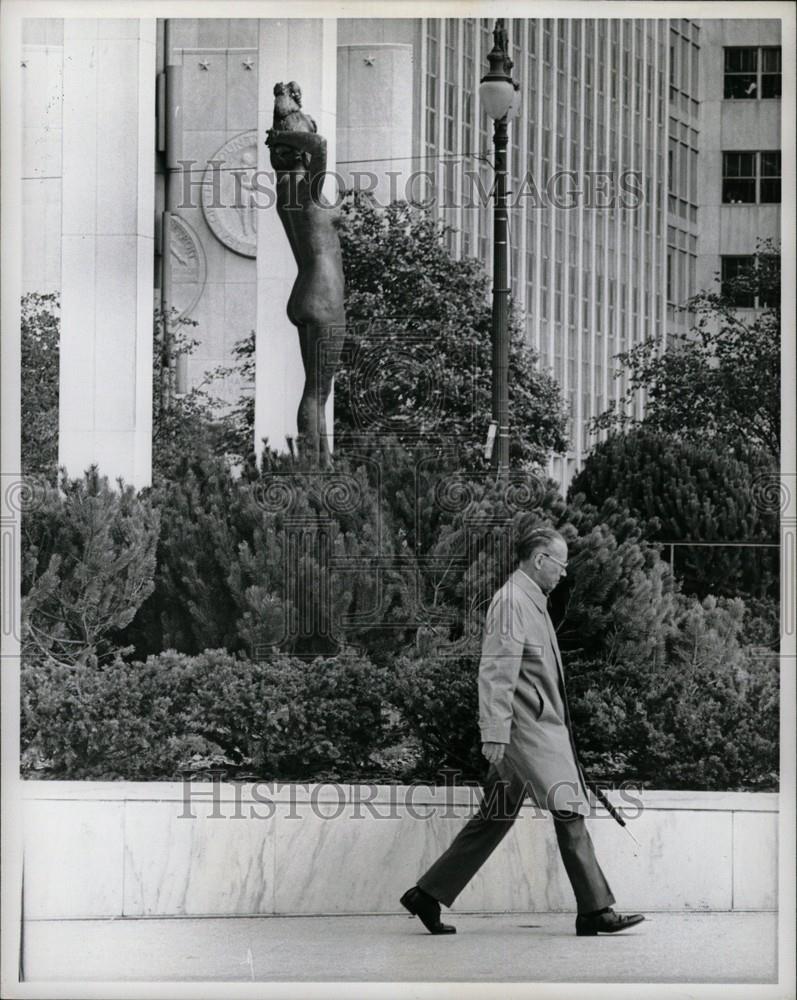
[
  {"left": 59, "top": 233, "right": 96, "bottom": 432},
  {"left": 168, "top": 18, "right": 258, "bottom": 404},
  {"left": 58, "top": 19, "right": 155, "bottom": 487},
  {"left": 23, "top": 800, "right": 125, "bottom": 919},
  {"left": 21, "top": 19, "right": 64, "bottom": 295},
  {"left": 732, "top": 811, "right": 778, "bottom": 910},
  {"left": 337, "top": 43, "right": 414, "bottom": 206}
]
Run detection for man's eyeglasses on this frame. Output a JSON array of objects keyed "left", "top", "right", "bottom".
[{"left": 540, "top": 552, "right": 568, "bottom": 571}]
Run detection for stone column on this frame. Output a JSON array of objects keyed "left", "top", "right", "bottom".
[
  {"left": 58, "top": 19, "right": 156, "bottom": 489},
  {"left": 255, "top": 18, "right": 337, "bottom": 463},
  {"left": 22, "top": 18, "right": 64, "bottom": 295}
]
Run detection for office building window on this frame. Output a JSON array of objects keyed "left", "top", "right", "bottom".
[
  {"left": 722, "top": 255, "right": 780, "bottom": 309},
  {"left": 757, "top": 255, "right": 780, "bottom": 308},
  {"left": 721, "top": 256, "right": 755, "bottom": 307},
  {"left": 668, "top": 127, "right": 699, "bottom": 219},
  {"left": 761, "top": 47, "right": 782, "bottom": 98},
  {"left": 463, "top": 20, "right": 474, "bottom": 158},
  {"left": 669, "top": 23, "right": 699, "bottom": 114},
  {"left": 724, "top": 47, "right": 782, "bottom": 99},
  {"left": 724, "top": 47, "right": 756, "bottom": 97},
  {"left": 722, "top": 152, "right": 755, "bottom": 202},
  {"left": 443, "top": 19, "right": 456, "bottom": 155},
  {"left": 666, "top": 250, "right": 674, "bottom": 303},
  {"left": 722, "top": 151, "right": 781, "bottom": 204},
  {"left": 760, "top": 151, "right": 781, "bottom": 202},
  {"left": 425, "top": 20, "right": 439, "bottom": 152}
]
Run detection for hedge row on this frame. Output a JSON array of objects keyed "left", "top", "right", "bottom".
[
  {"left": 22, "top": 592, "right": 779, "bottom": 790},
  {"left": 20, "top": 449, "right": 780, "bottom": 790}
]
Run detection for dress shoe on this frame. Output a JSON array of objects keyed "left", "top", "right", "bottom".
[
  {"left": 400, "top": 886, "right": 456, "bottom": 935},
  {"left": 575, "top": 908, "right": 645, "bottom": 936}
]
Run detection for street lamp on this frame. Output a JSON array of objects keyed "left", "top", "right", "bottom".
[{"left": 480, "top": 19, "right": 519, "bottom": 476}]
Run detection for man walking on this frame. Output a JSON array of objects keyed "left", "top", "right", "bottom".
[{"left": 400, "top": 521, "right": 645, "bottom": 937}]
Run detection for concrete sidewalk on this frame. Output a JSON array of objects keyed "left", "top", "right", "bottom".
[{"left": 21, "top": 911, "right": 777, "bottom": 984}]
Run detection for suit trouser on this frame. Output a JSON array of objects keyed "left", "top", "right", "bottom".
[{"left": 417, "top": 765, "right": 616, "bottom": 915}]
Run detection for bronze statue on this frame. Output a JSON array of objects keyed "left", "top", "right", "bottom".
[{"left": 266, "top": 81, "right": 345, "bottom": 468}]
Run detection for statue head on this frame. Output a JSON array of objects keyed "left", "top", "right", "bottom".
[{"left": 273, "top": 80, "right": 303, "bottom": 106}]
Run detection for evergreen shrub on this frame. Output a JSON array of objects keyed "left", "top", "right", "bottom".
[
  {"left": 568, "top": 429, "right": 779, "bottom": 600},
  {"left": 123, "top": 449, "right": 415, "bottom": 666},
  {"left": 21, "top": 647, "right": 393, "bottom": 782},
  {"left": 22, "top": 468, "right": 159, "bottom": 666}
]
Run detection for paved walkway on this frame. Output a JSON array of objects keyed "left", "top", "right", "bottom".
[{"left": 20, "top": 911, "right": 778, "bottom": 986}]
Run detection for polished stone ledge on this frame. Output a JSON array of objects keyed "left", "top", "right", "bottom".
[
  {"left": 20, "top": 780, "right": 780, "bottom": 811},
  {"left": 19, "top": 781, "right": 778, "bottom": 920}
]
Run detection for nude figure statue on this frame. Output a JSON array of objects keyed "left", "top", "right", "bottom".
[{"left": 265, "top": 81, "right": 345, "bottom": 469}]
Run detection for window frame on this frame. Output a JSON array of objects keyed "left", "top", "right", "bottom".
[
  {"left": 721, "top": 255, "right": 756, "bottom": 307},
  {"left": 760, "top": 151, "right": 781, "bottom": 203},
  {"left": 724, "top": 46, "right": 782, "bottom": 100},
  {"left": 720, "top": 254, "right": 778, "bottom": 309},
  {"left": 722, "top": 150, "right": 782, "bottom": 205}
]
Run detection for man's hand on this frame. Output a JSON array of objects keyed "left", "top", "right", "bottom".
[{"left": 482, "top": 741, "right": 506, "bottom": 764}]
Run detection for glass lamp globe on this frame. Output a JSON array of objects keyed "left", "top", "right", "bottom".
[{"left": 479, "top": 78, "right": 516, "bottom": 120}]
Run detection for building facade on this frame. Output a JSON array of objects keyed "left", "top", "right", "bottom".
[
  {"left": 410, "top": 17, "right": 671, "bottom": 488},
  {"left": 695, "top": 20, "right": 782, "bottom": 305},
  {"left": 20, "top": 15, "right": 782, "bottom": 491},
  {"left": 386, "top": 16, "right": 781, "bottom": 488}
]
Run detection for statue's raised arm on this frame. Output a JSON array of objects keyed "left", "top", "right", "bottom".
[{"left": 266, "top": 129, "right": 328, "bottom": 204}]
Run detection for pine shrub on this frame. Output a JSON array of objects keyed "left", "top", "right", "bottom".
[
  {"left": 22, "top": 467, "right": 159, "bottom": 666},
  {"left": 568, "top": 429, "right": 779, "bottom": 600}
]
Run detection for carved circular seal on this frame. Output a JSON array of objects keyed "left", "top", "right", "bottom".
[
  {"left": 201, "top": 130, "right": 259, "bottom": 258},
  {"left": 169, "top": 215, "right": 207, "bottom": 318}
]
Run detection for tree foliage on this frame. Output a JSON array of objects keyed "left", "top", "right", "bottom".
[
  {"left": 383, "top": 470, "right": 777, "bottom": 791},
  {"left": 17, "top": 213, "right": 781, "bottom": 792},
  {"left": 209, "top": 195, "right": 569, "bottom": 471},
  {"left": 19, "top": 298, "right": 237, "bottom": 484},
  {"left": 567, "top": 595, "right": 779, "bottom": 790},
  {"left": 569, "top": 429, "right": 779, "bottom": 600},
  {"left": 121, "top": 448, "right": 415, "bottom": 666},
  {"left": 334, "top": 194, "right": 568, "bottom": 468},
  {"left": 20, "top": 458, "right": 779, "bottom": 790},
  {"left": 21, "top": 467, "right": 160, "bottom": 665},
  {"left": 151, "top": 309, "right": 234, "bottom": 482},
  {"left": 592, "top": 244, "right": 780, "bottom": 457},
  {"left": 21, "top": 292, "right": 60, "bottom": 479}
]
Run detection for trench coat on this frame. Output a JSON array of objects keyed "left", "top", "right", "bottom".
[{"left": 478, "top": 568, "right": 592, "bottom": 816}]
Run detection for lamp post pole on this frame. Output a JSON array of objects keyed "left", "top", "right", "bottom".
[
  {"left": 491, "top": 110, "right": 510, "bottom": 476},
  {"left": 480, "top": 20, "right": 517, "bottom": 478}
]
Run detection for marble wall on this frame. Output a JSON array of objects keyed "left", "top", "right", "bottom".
[
  {"left": 161, "top": 18, "right": 259, "bottom": 405},
  {"left": 337, "top": 43, "right": 414, "bottom": 206},
  {"left": 22, "top": 19, "right": 64, "bottom": 295},
  {"left": 57, "top": 18, "right": 156, "bottom": 488},
  {"left": 21, "top": 782, "right": 778, "bottom": 919},
  {"left": 23, "top": 16, "right": 339, "bottom": 488}
]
